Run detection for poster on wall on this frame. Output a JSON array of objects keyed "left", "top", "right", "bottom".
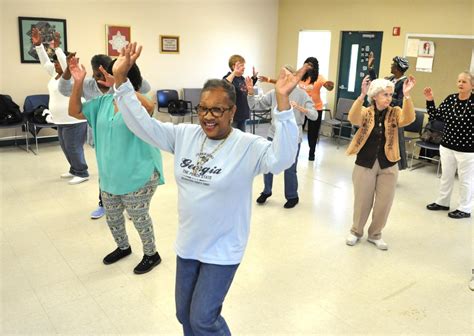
[
  {"left": 18, "top": 16, "right": 67, "bottom": 63},
  {"left": 106, "top": 25, "right": 131, "bottom": 57},
  {"left": 160, "top": 35, "right": 180, "bottom": 54},
  {"left": 416, "top": 40, "right": 435, "bottom": 72}
]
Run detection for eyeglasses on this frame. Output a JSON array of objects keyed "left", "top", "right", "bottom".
[{"left": 196, "top": 105, "right": 233, "bottom": 118}]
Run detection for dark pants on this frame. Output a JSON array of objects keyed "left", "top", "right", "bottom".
[
  {"left": 398, "top": 127, "right": 408, "bottom": 170},
  {"left": 305, "top": 111, "right": 323, "bottom": 157},
  {"left": 232, "top": 120, "right": 246, "bottom": 132},
  {"left": 175, "top": 256, "right": 239, "bottom": 336},
  {"left": 263, "top": 137, "right": 301, "bottom": 200},
  {"left": 57, "top": 123, "right": 89, "bottom": 177}
]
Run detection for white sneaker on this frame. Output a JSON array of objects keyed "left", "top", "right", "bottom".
[
  {"left": 68, "top": 176, "right": 89, "bottom": 185},
  {"left": 346, "top": 233, "right": 360, "bottom": 246},
  {"left": 61, "top": 172, "right": 74, "bottom": 178},
  {"left": 368, "top": 238, "right": 388, "bottom": 250}
]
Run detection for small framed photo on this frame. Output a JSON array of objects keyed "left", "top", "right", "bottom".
[
  {"left": 106, "top": 25, "right": 131, "bottom": 57},
  {"left": 18, "top": 16, "right": 67, "bottom": 63},
  {"left": 160, "top": 35, "right": 180, "bottom": 54}
]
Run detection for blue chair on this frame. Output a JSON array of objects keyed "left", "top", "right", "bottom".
[{"left": 23, "top": 94, "right": 53, "bottom": 154}]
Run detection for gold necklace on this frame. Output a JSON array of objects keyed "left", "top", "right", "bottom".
[{"left": 192, "top": 129, "right": 233, "bottom": 176}]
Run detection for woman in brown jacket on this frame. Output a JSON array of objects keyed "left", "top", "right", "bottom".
[{"left": 345, "top": 75, "right": 416, "bottom": 250}]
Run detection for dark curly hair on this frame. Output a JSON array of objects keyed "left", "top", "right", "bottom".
[
  {"left": 91, "top": 54, "right": 112, "bottom": 71},
  {"left": 107, "top": 60, "right": 142, "bottom": 91},
  {"left": 301, "top": 57, "right": 320, "bottom": 84}
]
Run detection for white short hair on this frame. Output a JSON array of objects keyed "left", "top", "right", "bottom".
[
  {"left": 459, "top": 71, "right": 474, "bottom": 86},
  {"left": 367, "top": 79, "right": 395, "bottom": 104}
]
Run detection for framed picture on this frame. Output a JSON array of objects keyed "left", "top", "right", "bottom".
[
  {"left": 106, "top": 25, "right": 131, "bottom": 57},
  {"left": 18, "top": 16, "right": 67, "bottom": 63},
  {"left": 160, "top": 35, "right": 180, "bottom": 54}
]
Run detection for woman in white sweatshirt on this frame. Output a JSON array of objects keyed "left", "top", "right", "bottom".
[
  {"left": 32, "top": 28, "right": 89, "bottom": 184},
  {"left": 113, "top": 43, "right": 308, "bottom": 335}
]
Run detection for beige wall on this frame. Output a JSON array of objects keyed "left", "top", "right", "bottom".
[
  {"left": 276, "top": 0, "right": 474, "bottom": 110},
  {"left": 1, "top": 0, "right": 278, "bottom": 137}
]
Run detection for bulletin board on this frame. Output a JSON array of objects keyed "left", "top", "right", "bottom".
[{"left": 403, "top": 34, "right": 473, "bottom": 109}]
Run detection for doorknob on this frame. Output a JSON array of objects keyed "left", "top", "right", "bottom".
[{"left": 339, "top": 85, "right": 347, "bottom": 90}]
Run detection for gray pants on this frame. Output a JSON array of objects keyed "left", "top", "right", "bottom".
[
  {"left": 101, "top": 171, "right": 159, "bottom": 256},
  {"left": 351, "top": 160, "right": 399, "bottom": 240},
  {"left": 57, "top": 123, "right": 89, "bottom": 178}
]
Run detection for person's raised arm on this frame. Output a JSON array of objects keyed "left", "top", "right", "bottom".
[
  {"left": 423, "top": 86, "right": 444, "bottom": 121},
  {"left": 114, "top": 43, "right": 177, "bottom": 153},
  {"left": 398, "top": 75, "right": 416, "bottom": 126},
  {"left": 246, "top": 76, "right": 274, "bottom": 110},
  {"left": 32, "top": 28, "right": 55, "bottom": 76},
  {"left": 367, "top": 52, "right": 377, "bottom": 80},
  {"left": 58, "top": 52, "right": 76, "bottom": 96},
  {"left": 52, "top": 32, "right": 67, "bottom": 72},
  {"left": 68, "top": 56, "right": 86, "bottom": 120},
  {"left": 252, "top": 63, "right": 311, "bottom": 175},
  {"left": 258, "top": 75, "right": 276, "bottom": 84},
  {"left": 323, "top": 80, "right": 334, "bottom": 91},
  {"left": 225, "top": 61, "right": 244, "bottom": 83},
  {"left": 348, "top": 75, "right": 370, "bottom": 126},
  {"left": 136, "top": 92, "right": 155, "bottom": 116}
]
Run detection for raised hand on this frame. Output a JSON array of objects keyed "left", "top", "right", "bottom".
[
  {"left": 423, "top": 87, "right": 434, "bottom": 101},
  {"left": 97, "top": 65, "right": 115, "bottom": 87},
  {"left": 275, "top": 63, "right": 312, "bottom": 111},
  {"left": 402, "top": 75, "right": 416, "bottom": 96},
  {"left": 31, "top": 27, "right": 42, "bottom": 46},
  {"left": 69, "top": 56, "right": 87, "bottom": 82},
  {"left": 368, "top": 51, "right": 375, "bottom": 68},
  {"left": 360, "top": 75, "right": 371, "bottom": 97},
  {"left": 112, "top": 42, "right": 142, "bottom": 86},
  {"left": 258, "top": 75, "right": 269, "bottom": 83},
  {"left": 53, "top": 32, "right": 61, "bottom": 49},
  {"left": 252, "top": 66, "right": 258, "bottom": 78},
  {"left": 244, "top": 76, "right": 255, "bottom": 95}
]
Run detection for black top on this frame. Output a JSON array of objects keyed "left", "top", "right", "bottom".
[
  {"left": 427, "top": 93, "right": 474, "bottom": 153},
  {"left": 356, "top": 108, "right": 396, "bottom": 169},
  {"left": 223, "top": 72, "right": 257, "bottom": 121},
  {"left": 368, "top": 68, "right": 406, "bottom": 108}
]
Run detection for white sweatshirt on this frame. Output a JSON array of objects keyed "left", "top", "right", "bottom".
[
  {"left": 116, "top": 80, "right": 298, "bottom": 265},
  {"left": 35, "top": 44, "right": 86, "bottom": 125}
]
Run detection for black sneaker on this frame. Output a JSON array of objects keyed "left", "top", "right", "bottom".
[
  {"left": 256, "top": 192, "right": 272, "bottom": 204},
  {"left": 426, "top": 203, "right": 449, "bottom": 211},
  {"left": 284, "top": 197, "right": 299, "bottom": 209},
  {"left": 103, "top": 247, "right": 132, "bottom": 265},
  {"left": 134, "top": 252, "right": 162, "bottom": 274},
  {"left": 448, "top": 210, "right": 471, "bottom": 219},
  {"left": 308, "top": 154, "right": 315, "bottom": 161}
]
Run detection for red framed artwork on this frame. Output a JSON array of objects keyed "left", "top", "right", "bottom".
[{"left": 106, "top": 25, "right": 131, "bottom": 57}]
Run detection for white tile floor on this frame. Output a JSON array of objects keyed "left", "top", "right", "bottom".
[{"left": 0, "top": 127, "right": 472, "bottom": 335}]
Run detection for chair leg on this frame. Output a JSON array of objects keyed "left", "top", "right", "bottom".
[
  {"left": 25, "top": 122, "right": 29, "bottom": 152},
  {"left": 337, "top": 125, "right": 342, "bottom": 149},
  {"left": 35, "top": 125, "right": 39, "bottom": 155}
]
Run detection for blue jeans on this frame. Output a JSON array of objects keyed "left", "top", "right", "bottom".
[
  {"left": 175, "top": 256, "right": 239, "bottom": 336},
  {"left": 232, "top": 120, "right": 246, "bottom": 132},
  {"left": 263, "top": 137, "right": 301, "bottom": 200},
  {"left": 57, "top": 123, "right": 89, "bottom": 177}
]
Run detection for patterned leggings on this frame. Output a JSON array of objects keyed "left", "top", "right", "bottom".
[{"left": 101, "top": 171, "right": 159, "bottom": 256}]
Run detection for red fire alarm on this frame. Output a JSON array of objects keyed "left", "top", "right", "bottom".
[{"left": 392, "top": 27, "right": 401, "bottom": 36}]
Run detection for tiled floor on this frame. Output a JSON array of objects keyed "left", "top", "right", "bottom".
[{"left": 0, "top": 126, "right": 472, "bottom": 335}]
